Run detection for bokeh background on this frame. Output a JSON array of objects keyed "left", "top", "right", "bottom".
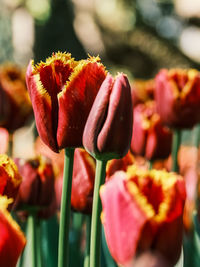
[{"left": 1, "top": 0, "right": 200, "bottom": 79}]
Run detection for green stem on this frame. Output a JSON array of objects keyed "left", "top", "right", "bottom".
[
  {"left": 28, "top": 213, "right": 37, "bottom": 267},
  {"left": 84, "top": 215, "right": 91, "bottom": 267},
  {"left": 149, "top": 160, "right": 153, "bottom": 170},
  {"left": 194, "top": 124, "right": 200, "bottom": 149},
  {"left": 58, "top": 147, "right": 75, "bottom": 267},
  {"left": 90, "top": 159, "right": 107, "bottom": 267},
  {"left": 36, "top": 219, "right": 42, "bottom": 267},
  {"left": 171, "top": 129, "right": 182, "bottom": 172}
]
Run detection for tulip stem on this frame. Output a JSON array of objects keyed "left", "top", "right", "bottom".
[
  {"left": 84, "top": 215, "right": 91, "bottom": 267},
  {"left": 28, "top": 213, "right": 37, "bottom": 267},
  {"left": 149, "top": 160, "right": 153, "bottom": 170},
  {"left": 90, "top": 159, "right": 107, "bottom": 267},
  {"left": 194, "top": 124, "right": 200, "bottom": 149},
  {"left": 36, "top": 219, "right": 42, "bottom": 267},
  {"left": 58, "top": 147, "right": 75, "bottom": 267},
  {"left": 172, "top": 129, "right": 182, "bottom": 172}
]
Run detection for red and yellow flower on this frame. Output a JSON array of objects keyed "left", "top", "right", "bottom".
[
  {"left": 26, "top": 52, "right": 106, "bottom": 152},
  {"left": 155, "top": 69, "right": 200, "bottom": 128},
  {"left": 0, "top": 196, "right": 26, "bottom": 267},
  {"left": 131, "top": 101, "right": 172, "bottom": 160},
  {"left": 100, "top": 166, "right": 186, "bottom": 266},
  {"left": 0, "top": 154, "right": 22, "bottom": 205}
]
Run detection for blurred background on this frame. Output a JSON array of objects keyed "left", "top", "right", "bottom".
[{"left": 1, "top": 0, "right": 200, "bottom": 80}]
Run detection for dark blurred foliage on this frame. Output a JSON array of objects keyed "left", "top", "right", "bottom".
[
  {"left": 34, "top": 0, "right": 86, "bottom": 62},
  {"left": 1, "top": 0, "right": 200, "bottom": 76}
]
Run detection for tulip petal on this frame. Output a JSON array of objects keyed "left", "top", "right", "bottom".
[
  {"left": 100, "top": 171, "right": 148, "bottom": 266},
  {"left": 26, "top": 60, "right": 58, "bottom": 152},
  {"left": 0, "top": 196, "right": 26, "bottom": 267},
  {"left": 57, "top": 57, "right": 106, "bottom": 148}
]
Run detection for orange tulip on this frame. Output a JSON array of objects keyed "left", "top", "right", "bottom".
[{"left": 0, "top": 63, "right": 32, "bottom": 131}]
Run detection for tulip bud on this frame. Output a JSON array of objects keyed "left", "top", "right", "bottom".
[
  {"left": 0, "top": 154, "right": 22, "bottom": 206},
  {"left": 0, "top": 196, "right": 26, "bottom": 267},
  {"left": 26, "top": 52, "right": 106, "bottom": 152},
  {"left": 155, "top": 69, "right": 200, "bottom": 128},
  {"left": 100, "top": 166, "right": 186, "bottom": 267},
  {"left": 83, "top": 73, "right": 133, "bottom": 160},
  {"left": 131, "top": 101, "right": 172, "bottom": 160}
]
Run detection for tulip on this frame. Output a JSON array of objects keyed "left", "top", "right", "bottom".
[
  {"left": 0, "top": 63, "right": 32, "bottom": 131},
  {"left": 0, "top": 196, "right": 26, "bottom": 267},
  {"left": 83, "top": 73, "right": 133, "bottom": 160},
  {"left": 155, "top": 69, "right": 200, "bottom": 129},
  {"left": 83, "top": 72, "right": 133, "bottom": 267},
  {"left": 0, "top": 128, "right": 9, "bottom": 154},
  {"left": 100, "top": 165, "right": 186, "bottom": 267},
  {"left": 14, "top": 156, "right": 55, "bottom": 217},
  {"left": 0, "top": 154, "right": 22, "bottom": 205},
  {"left": 131, "top": 79, "right": 155, "bottom": 107},
  {"left": 26, "top": 52, "right": 106, "bottom": 152},
  {"left": 131, "top": 101, "right": 172, "bottom": 160}
]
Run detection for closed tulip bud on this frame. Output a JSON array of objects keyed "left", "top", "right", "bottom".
[
  {"left": 83, "top": 73, "right": 133, "bottom": 160},
  {"left": 100, "top": 166, "right": 186, "bottom": 267},
  {"left": 26, "top": 52, "right": 106, "bottom": 152},
  {"left": 155, "top": 69, "right": 200, "bottom": 129},
  {"left": 0, "top": 154, "right": 22, "bottom": 206},
  {"left": 131, "top": 101, "right": 172, "bottom": 160},
  {"left": 0, "top": 63, "right": 32, "bottom": 131},
  {"left": 0, "top": 196, "right": 26, "bottom": 267},
  {"left": 14, "top": 156, "right": 55, "bottom": 217}
]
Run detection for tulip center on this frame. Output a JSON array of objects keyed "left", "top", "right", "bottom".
[
  {"left": 170, "top": 71, "right": 188, "bottom": 92},
  {"left": 132, "top": 176, "right": 164, "bottom": 215}
]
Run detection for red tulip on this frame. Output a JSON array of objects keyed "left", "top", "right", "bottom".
[
  {"left": 55, "top": 148, "right": 96, "bottom": 214},
  {"left": 14, "top": 156, "right": 56, "bottom": 218},
  {"left": 0, "top": 196, "right": 26, "bottom": 267},
  {"left": 131, "top": 101, "right": 172, "bottom": 160},
  {"left": 100, "top": 166, "right": 186, "bottom": 266},
  {"left": 0, "top": 154, "right": 22, "bottom": 206},
  {"left": 155, "top": 69, "right": 200, "bottom": 128},
  {"left": 131, "top": 79, "right": 155, "bottom": 107},
  {"left": 83, "top": 73, "right": 133, "bottom": 160},
  {"left": 26, "top": 52, "right": 106, "bottom": 152},
  {"left": 0, "top": 63, "right": 32, "bottom": 131}
]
